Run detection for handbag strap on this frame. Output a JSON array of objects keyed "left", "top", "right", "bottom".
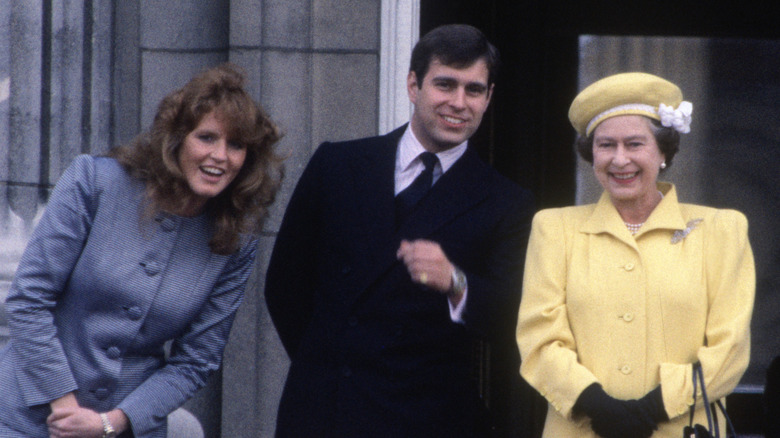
[
  {"left": 713, "top": 399, "right": 737, "bottom": 438},
  {"left": 688, "top": 363, "right": 699, "bottom": 429},
  {"left": 694, "top": 362, "right": 718, "bottom": 436},
  {"left": 693, "top": 362, "right": 717, "bottom": 435},
  {"left": 691, "top": 361, "right": 737, "bottom": 438}
]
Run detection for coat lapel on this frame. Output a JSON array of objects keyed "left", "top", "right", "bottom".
[
  {"left": 397, "top": 147, "right": 491, "bottom": 240},
  {"left": 341, "top": 127, "right": 404, "bottom": 295},
  {"left": 345, "top": 147, "right": 491, "bottom": 302}
]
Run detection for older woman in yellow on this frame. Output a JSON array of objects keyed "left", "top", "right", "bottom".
[{"left": 516, "top": 72, "right": 755, "bottom": 438}]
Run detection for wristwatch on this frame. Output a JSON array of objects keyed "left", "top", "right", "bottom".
[
  {"left": 449, "top": 265, "right": 467, "bottom": 298},
  {"left": 100, "top": 413, "right": 117, "bottom": 438}
]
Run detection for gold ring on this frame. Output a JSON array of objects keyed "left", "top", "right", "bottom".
[{"left": 419, "top": 272, "right": 428, "bottom": 284}]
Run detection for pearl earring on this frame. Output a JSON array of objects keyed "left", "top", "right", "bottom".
[{"left": 660, "top": 162, "right": 667, "bottom": 170}]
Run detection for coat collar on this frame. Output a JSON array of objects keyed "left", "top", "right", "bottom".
[
  {"left": 580, "top": 182, "right": 687, "bottom": 242},
  {"left": 348, "top": 124, "right": 491, "bottom": 241}
]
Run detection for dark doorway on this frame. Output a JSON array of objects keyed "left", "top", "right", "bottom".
[{"left": 421, "top": 1, "right": 579, "bottom": 211}]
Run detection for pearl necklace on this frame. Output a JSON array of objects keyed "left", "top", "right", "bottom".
[
  {"left": 623, "top": 190, "right": 664, "bottom": 235},
  {"left": 624, "top": 222, "right": 644, "bottom": 235}
]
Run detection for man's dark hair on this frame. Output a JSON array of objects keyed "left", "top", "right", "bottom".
[{"left": 409, "top": 24, "right": 500, "bottom": 88}]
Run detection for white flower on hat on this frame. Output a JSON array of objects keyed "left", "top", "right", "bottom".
[{"left": 658, "top": 101, "right": 693, "bottom": 134}]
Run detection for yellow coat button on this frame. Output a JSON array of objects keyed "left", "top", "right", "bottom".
[
  {"left": 620, "top": 365, "right": 632, "bottom": 374},
  {"left": 622, "top": 313, "right": 634, "bottom": 322},
  {"left": 624, "top": 263, "right": 635, "bottom": 271}
]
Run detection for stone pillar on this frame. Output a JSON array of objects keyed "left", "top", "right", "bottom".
[
  {"left": 0, "top": 0, "right": 11, "bottom": 347},
  {"left": 1, "top": 0, "right": 113, "bottom": 348},
  {"left": 379, "top": 0, "right": 419, "bottom": 134},
  {"left": 138, "top": 0, "right": 230, "bottom": 127},
  {"left": 8, "top": 1, "right": 43, "bottom": 235},
  {"left": 222, "top": 1, "right": 382, "bottom": 436},
  {"left": 134, "top": 1, "right": 231, "bottom": 436}
]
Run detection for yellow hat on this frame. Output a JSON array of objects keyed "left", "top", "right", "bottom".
[{"left": 568, "top": 72, "right": 692, "bottom": 137}]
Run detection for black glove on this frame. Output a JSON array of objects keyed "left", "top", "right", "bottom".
[
  {"left": 635, "top": 386, "right": 668, "bottom": 424},
  {"left": 573, "top": 383, "right": 657, "bottom": 438}
]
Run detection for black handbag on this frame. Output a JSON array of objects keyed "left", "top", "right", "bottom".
[{"left": 682, "top": 362, "right": 736, "bottom": 438}]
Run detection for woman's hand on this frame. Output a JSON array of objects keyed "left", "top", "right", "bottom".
[
  {"left": 47, "top": 404, "right": 103, "bottom": 438},
  {"left": 47, "top": 393, "right": 130, "bottom": 437},
  {"left": 574, "top": 383, "right": 658, "bottom": 438}
]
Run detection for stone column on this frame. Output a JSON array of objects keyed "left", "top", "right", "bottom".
[
  {"left": 135, "top": 1, "right": 230, "bottom": 436},
  {"left": 0, "top": 0, "right": 115, "bottom": 366},
  {"left": 222, "top": 1, "right": 383, "bottom": 436},
  {"left": 379, "top": 0, "right": 419, "bottom": 134},
  {"left": 138, "top": 0, "right": 230, "bottom": 128},
  {"left": 8, "top": 1, "right": 43, "bottom": 236}
]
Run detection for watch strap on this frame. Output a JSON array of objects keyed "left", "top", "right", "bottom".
[{"left": 100, "top": 412, "right": 116, "bottom": 438}]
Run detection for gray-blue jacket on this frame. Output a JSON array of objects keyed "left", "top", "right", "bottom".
[{"left": 0, "top": 155, "right": 256, "bottom": 437}]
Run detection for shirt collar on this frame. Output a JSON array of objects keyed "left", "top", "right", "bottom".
[{"left": 397, "top": 125, "right": 468, "bottom": 173}]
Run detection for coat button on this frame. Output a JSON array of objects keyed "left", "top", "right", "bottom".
[
  {"left": 140, "top": 261, "right": 160, "bottom": 276},
  {"left": 620, "top": 365, "right": 632, "bottom": 375},
  {"left": 107, "top": 346, "right": 121, "bottom": 359},
  {"left": 127, "top": 306, "right": 143, "bottom": 321},
  {"left": 94, "top": 388, "right": 109, "bottom": 400},
  {"left": 621, "top": 313, "right": 634, "bottom": 322},
  {"left": 624, "top": 263, "right": 635, "bottom": 271},
  {"left": 160, "top": 218, "right": 176, "bottom": 232}
]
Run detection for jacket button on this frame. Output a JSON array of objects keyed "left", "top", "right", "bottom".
[
  {"left": 94, "top": 388, "right": 109, "bottom": 400},
  {"left": 107, "top": 346, "right": 121, "bottom": 359},
  {"left": 160, "top": 218, "right": 176, "bottom": 232},
  {"left": 127, "top": 306, "right": 143, "bottom": 321},
  {"left": 622, "top": 313, "right": 634, "bottom": 322},
  {"left": 620, "top": 365, "right": 632, "bottom": 375},
  {"left": 140, "top": 261, "right": 160, "bottom": 276},
  {"left": 624, "top": 263, "right": 635, "bottom": 271}
]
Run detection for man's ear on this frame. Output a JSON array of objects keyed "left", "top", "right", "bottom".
[
  {"left": 486, "top": 83, "right": 495, "bottom": 104},
  {"left": 407, "top": 71, "right": 419, "bottom": 103}
]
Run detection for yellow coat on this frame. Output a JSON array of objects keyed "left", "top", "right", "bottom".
[{"left": 517, "top": 183, "right": 755, "bottom": 437}]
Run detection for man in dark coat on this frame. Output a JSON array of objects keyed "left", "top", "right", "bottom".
[{"left": 265, "top": 24, "right": 534, "bottom": 437}]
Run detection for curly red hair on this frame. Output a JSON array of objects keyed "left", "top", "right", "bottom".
[{"left": 111, "top": 63, "right": 284, "bottom": 254}]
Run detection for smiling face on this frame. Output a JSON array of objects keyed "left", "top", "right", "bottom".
[
  {"left": 592, "top": 115, "right": 666, "bottom": 209},
  {"left": 178, "top": 111, "right": 247, "bottom": 214},
  {"left": 407, "top": 58, "right": 493, "bottom": 153}
]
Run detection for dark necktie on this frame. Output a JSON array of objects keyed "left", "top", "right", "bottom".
[{"left": 395, "top": 152, "right": 439, "bottom": 224}]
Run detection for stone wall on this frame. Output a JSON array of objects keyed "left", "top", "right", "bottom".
[{"left": 0, "top": 1, "right": 384, "bottom": 436}]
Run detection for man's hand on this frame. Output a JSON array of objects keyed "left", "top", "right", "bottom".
[{"left": 396, "top": 239, "right": 454, "bottom": 293}]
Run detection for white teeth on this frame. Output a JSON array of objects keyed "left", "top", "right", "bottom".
[
  {"left": 443, "top": 116, "right": 464, "bottom": 125},
  {"left": 613, "top": 172, "right": 636, "bottom": 180},
  {"left": 201, "top": 166, "right": 224, "bottom": 176}
]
